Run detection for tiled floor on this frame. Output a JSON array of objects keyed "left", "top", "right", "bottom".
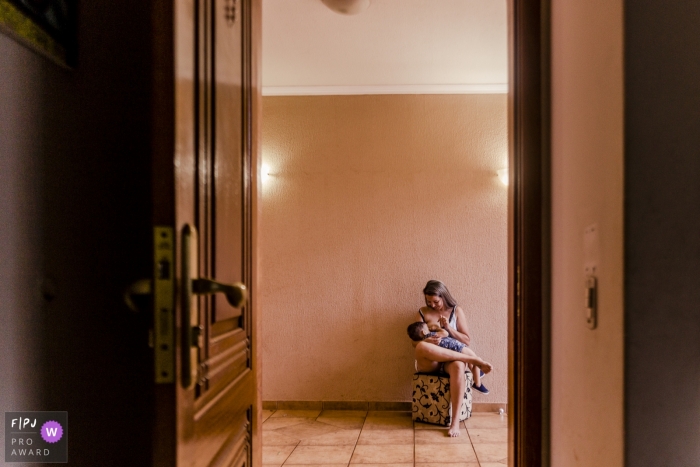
[{"left": 262, "top": 409, "right": 508, "bottom": 467}]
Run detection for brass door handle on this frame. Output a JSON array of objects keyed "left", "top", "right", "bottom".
[
  {"left": 192, "top": 278, "right": 247, "bottom": 308},
  {"left": 124, "top": 278, "right": 152, "bottom": 312},
  {"left": 181, "top": 224, "right": 248, "bottom": 389}
]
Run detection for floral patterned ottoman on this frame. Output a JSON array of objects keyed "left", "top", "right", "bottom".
[{"left": 411, "top": 370, "right": 473, "bottom": 426}]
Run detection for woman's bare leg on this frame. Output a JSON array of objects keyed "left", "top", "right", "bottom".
[
  {"left": 445, "top": 360, "right": 466, "bottom": 437},
  {"left": 415, "top": 342, "right": 493, "bottom": 374}
]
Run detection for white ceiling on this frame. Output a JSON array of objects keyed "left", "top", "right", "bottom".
[{"left": 262, "top": 0, "right": 508, "bottom": 95}]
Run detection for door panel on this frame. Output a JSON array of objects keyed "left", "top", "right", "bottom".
[
  {"left": 165, "top": 0, "right": 259, "bottom": 465},
  {"left": 212, "top": 0, "right": 245, "bottom": 324}
]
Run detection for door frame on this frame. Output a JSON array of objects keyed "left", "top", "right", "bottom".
[
  {"left": 220, "top": 0, "right": 553, "bottom": 464},
  {"left": 508, "top": 0, "right": 551, "bottom": 466}
]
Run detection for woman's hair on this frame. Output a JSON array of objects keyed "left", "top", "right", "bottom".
[
  {"left": 407, "top": 322, "right": 427, "bottom": 341},
  {"left": 422, "top": 280, "right": 458, "bottom": 307}
]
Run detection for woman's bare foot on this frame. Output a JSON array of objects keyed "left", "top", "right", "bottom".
[{"left": 448, "top": 422, "right": 461, "bottom": 437}]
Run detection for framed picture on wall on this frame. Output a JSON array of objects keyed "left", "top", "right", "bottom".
[{"left": 0, "top": 0, "right": 77, "bottom": 68}]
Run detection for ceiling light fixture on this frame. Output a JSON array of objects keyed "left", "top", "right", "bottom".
[{"left": 321, "top": 0, "right": 371, "bottom": 15}]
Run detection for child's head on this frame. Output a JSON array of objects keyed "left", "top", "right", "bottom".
[{"left": 407, "top": 322, "right": 429, "bottom": 342}]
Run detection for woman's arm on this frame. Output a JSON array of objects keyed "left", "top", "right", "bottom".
[{"left": 441, "top": 306, "right": 471, "bottom": 346}]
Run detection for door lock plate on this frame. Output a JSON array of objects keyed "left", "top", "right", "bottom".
[{"left": 154, "top": 226, "right": 175, "bottom": 383}]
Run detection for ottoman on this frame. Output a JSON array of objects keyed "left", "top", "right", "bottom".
[{"left": 411, "top": 369, "right": 473, "bottom": 426}]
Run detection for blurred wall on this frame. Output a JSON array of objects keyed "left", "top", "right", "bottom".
[
  {"left": 0, "top": 34, "right": 45, "bottom": 458},
  {"left": 624, "top": 0, "right": 700, "bottom": 464},
  {"left": 0, "top": 2, "right": 154, "bottom": 463},
  {"left": 550, "top": 0, "right": 625, "bottom": 464}
]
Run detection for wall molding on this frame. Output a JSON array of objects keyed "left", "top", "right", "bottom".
[{"left": 262, "top": 83, "right": 508, "bottom": 96}]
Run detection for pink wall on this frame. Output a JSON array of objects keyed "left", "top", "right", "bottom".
[
  {"left": 551, "top": 0, "right": 625, "bottom": 464},
  {"left": 261, "top": 94, "right": 508, "bottom": 403}
]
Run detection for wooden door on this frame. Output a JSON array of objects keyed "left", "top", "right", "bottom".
[{"left": 151, "top": 0, "right": 261, "bottom": 465}]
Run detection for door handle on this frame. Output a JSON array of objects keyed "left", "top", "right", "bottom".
[
  {"left": 192, "top": 278, "right": 247, "bottom": 308},
  {"left": 181, "top": 224, "right": 247, "bottom": 389},
  {"left": 123, "top": 278, "right": 152, "bottom": 313}
]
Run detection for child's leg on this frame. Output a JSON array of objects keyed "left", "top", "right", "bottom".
[
  {"left": 469, "top": 363, "right": 481, "bottom": 386},
  {"left": 459, "top": 347, "right": 492, "bottom": 376},
  {"left": 415, "top": 342, "right": 492, "bottom": 374}
]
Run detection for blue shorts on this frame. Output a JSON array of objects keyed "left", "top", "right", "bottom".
[
  {"left": 438, "top": 337, "right": 465, "bottom": 353},
  {"left": 426, "top": 331, "right": 466, "bottom": 353}
]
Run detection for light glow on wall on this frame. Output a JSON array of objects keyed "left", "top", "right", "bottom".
[
  {"left": 261, "top": 163, "right": 272, "bottom": 184},
  {"left": 497, "top": 168, "right": 509, "bottom": 186}
]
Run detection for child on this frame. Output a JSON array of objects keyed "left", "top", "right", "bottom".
[{"left": 407, "top": 321, "right": 491, "bottom": 393}]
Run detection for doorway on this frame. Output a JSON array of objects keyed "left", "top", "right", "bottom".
[{"left": 256, "top": 1, "right": 543, "bottom": 465}]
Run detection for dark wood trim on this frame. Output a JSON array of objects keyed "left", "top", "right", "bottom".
[{"left": 509, "top": 0, "right": 551, "bottom": 466}]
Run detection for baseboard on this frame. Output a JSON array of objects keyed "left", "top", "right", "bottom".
[
  {"left": 263, "top": 401, "right": 507, "bottom": 413},
  {"left": 471, "top": 402, "right": 507, "bottom": 413}
]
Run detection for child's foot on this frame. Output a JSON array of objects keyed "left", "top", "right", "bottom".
[
  {"left": 472, "top": 382, "right": 490, "bottom": 395},
  {"left": 477, "top": 360, "right": 493, "bottom": 375},
  {"left": 448, "top": 423, "right": 461, "bottom": 437}
]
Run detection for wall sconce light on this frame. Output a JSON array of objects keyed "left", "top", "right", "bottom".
[
  {"left": 261, "top": 163, "right": 271, "bottom": 184},
  {"left": 497, "top": 168, "right": 509, "bottom": 186}
]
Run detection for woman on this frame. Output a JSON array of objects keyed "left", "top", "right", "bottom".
[{"left": 413, "top": 280, "right": 492, "bottom": 437}]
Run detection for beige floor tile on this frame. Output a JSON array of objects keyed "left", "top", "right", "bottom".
[
  {"left": 285, "top": 445, "right": 355, "bottom": 465},
  {"left": 263, "top": 430, "right": 301, "bottom": 446},
  {"left": 466, "top": 428, "right": 507, "bottom": 444},
  {"left": 261, "top": 404, "right": 510, "bottom": 467},
  {"left": 274, "top": 421, "right": 342, "bottom": 441},
  {"left": 316, "top": 416, "right": 366, "bottom": 430},
  {"left": 350, "top": 444, "right": 414, "bottom": 464},
  {"left": 352, "top": 464, "right": 413, "bottom": 467},
  {"left": 357, "top": 429, "right": 414, "bottom": 445},
  {"left": 472, "top": 443, "right": 508, "bottom": 463},
  {"left": 363, "top": 416, "right": 414, "bottom": 430},
  {"left": 299, "top": 428, "right": 362, "bottom": 446},
  {"left": 263, "top": 445, "right": 296, "bottom": 465},
  {"left": 320, "top": 410, "right": 368, "bottom": 418},
  {"left": 263, "top": 410, "right": 275, "bottom": 422},
  {"left": 264, "top": 417, "right": 317, "bottom": 431},
  {"left": 463, "top": 414, "right": 507, "bottom": 429},
  {"left": 414, "top": 427, "right": 470, "bottom": 444},
  {"left": 271, "top": 409, "right": 322, "bottom": 419},
  {"left": 413, "top": 422, "right": 447, "bottom": 430},
  {"left": 414, "top": 443, "right": 478, "bottom": 463},
  {"left": 416, "top": 463, "right": 479, "bottom": 467},
  {"left": 366, "top": 411, "right": 412, "bottom": 418},
  {"left": 281, "top": 465, "right": 349, "bottom": 467}
]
